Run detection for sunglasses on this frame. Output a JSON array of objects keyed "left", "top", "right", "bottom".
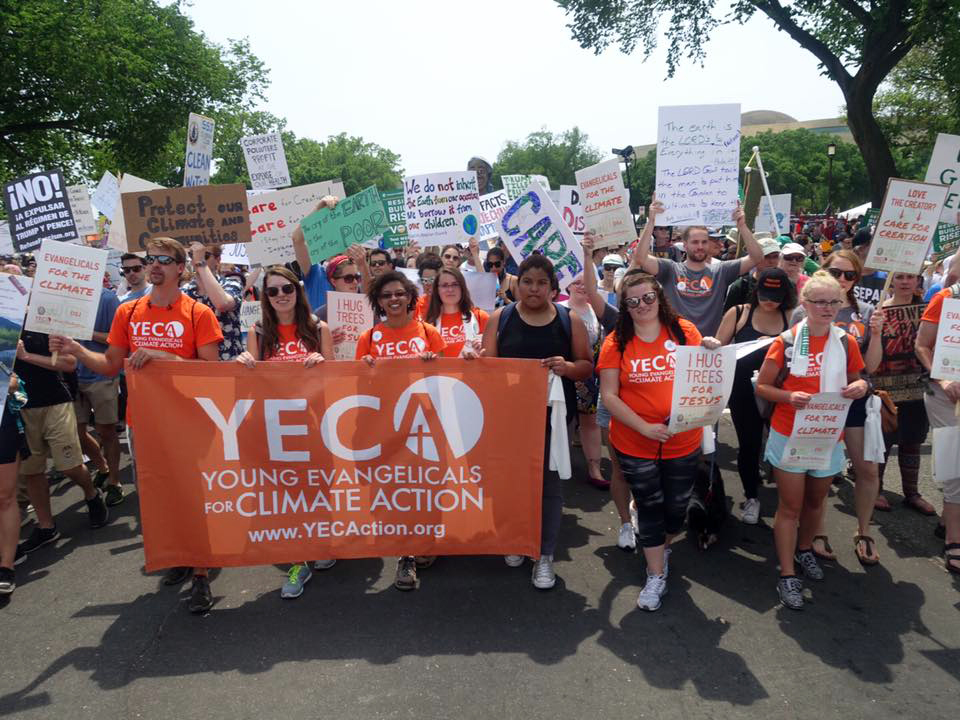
[
  {"left": 265, "top": 283, "right": 296, "bottom": 297},
  {"left": 442, "top": 254, "right": 459, "bottom": 261},
  {"left": 120, "top": 265, "right": 144, "bottom": 275},
  {"left": 602, "top": 264, "right": 621, "bottom": 271},
  {"left": 484, "top": 260, "right": 503, "bottom": 269},
  {"left": 379, "top": 290, "right": 408, "bottom": 300},
  {"left": 624, "top": 291, "right": 658, "bottom": 308},
  {"left": 204, "top": 252, "right": 220, "bottom": 260},
  {"left": 827, "top": 268, "right": 857, "bottom": 281},
  {"left": 144, "top": 255, "right": 176, "bottom": 266},
  {"left": 369, "top": 259, "right": 389, "bottom": 268},
  {"left": 806, "top": 299, "right": 843, "bottom": 309},
  {"left": 334, "top": 273, "right": 362, "bottom": 283},
  {"left": 783, "top": 254, "right": 805, "bottom": 262}
]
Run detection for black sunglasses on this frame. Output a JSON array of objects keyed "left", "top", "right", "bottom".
[
  {"left": 120, "top": 265, "right": 144, "bottom": 274},
  {"left": 334, "top": 273, "right": 362, "bottom": 283},
  {"left": 144, "top": 255, "right": 176, "bottom": 266},
  {"left": 625, "top": 292, "right": 658, "bottom": 308},
  {"left": 484, "top": 260, "right": 503, "bottom": 270},
  {"left": 369, "top": 259, "right": 389, "bottom": 267},
  {"left": 827, "top": 268, "right": 857, "bottom": 281},
  {"left": 265, "top": 283, "right": 296, "bottom": 297}
]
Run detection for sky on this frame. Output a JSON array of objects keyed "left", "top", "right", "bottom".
[{"left": 180, "top": 0, "right": 846, "bottom": 176}]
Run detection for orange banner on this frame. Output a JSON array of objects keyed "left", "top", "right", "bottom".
[{"left": 127, "top": 359, "right": 547, "bottom": 570}]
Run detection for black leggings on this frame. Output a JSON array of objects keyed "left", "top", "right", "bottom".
[
  {"left": 728, "top": 375, "right": 764, "bottom": 499},
  {"left": 616, "top": 449, "right": 700, "bottom": 548}
]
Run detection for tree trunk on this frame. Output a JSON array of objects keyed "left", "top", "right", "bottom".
[{"left": 844, "top": 86, "right": 899, "bottom": 207}]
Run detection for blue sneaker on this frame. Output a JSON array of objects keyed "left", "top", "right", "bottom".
[{"left": 280, "top": 564, "right": 312, "bottom": 599}]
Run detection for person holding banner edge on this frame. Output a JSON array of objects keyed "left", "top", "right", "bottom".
[{"left": 424, "top": 267, "right": 488, "bottom": 358}]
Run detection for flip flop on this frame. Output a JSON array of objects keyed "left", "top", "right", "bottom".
[
  {"left": 854, "top": 535, "right": 880, "bottom": 566},
  {"left": 944, "top": 543, "right": 960, "bottom": 575},
  {"left": 902, "top": 495, "right": 937, "bottom": 516},
  {"left": 874, "top": 494, "right": 892, "bottom": 512},
  {"left": 812, "top": 535, "right": 836, "bottom": 561}
]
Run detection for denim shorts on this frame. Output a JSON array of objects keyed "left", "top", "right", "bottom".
[{"left": 764, "top": 428, "right": 845, "bottom": 478}]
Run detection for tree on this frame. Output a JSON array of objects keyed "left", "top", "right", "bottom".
[
  {"left": 0, "top": 0, "right": 269, "bottom": 184},
  {"left": 493, "top": 127, "right": 603, "bottom": 188},
  {"left": 556, "top": 0, "right": 959, "bottom": 205}
]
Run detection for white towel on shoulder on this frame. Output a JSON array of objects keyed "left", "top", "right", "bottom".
[{"left": 547, "top": 373, "right": 571, "bottom": 479}]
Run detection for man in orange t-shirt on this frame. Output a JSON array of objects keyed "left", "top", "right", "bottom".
[{"left": 50, "top": 237, "right": 223, "bottom": 613}]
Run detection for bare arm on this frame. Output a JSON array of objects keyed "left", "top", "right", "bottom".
[
  {"left": 49, "top": 335, "right": 126, "bottom": 376},
  {"left": 481, "top": 307, "right": 503, "bottom": 358},
  {"left": 629, "top": 196, "right": 662, "bottom": 275},
  {"left": 734, "top": 203, "right": 762, "bottom": 273},
  {"left": 581, "top": 232, "right": 611, "bottom": 317},
  {"left": 318, "top": 322, "right": 334, "bottom": 360},
  {"left": 16, "top": 340, "right": 76, "bottom": 372},
  {"left": 563, "top": 312, "right": 594, "bottom": 381},
  {"left": 715, "top": 306, "right": 741, "bottom": 346},
  {"left": 915, "top": 320, "right": 937, "bottom": 372}
]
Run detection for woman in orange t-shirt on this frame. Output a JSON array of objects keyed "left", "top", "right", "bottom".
[
  {"left": 597, "top": 273, "right": 721, "bottom": 612},
  {"left": 356, "top": 271, "right": 445, "bottom": 365},
  {"left": 424, "top": 267, "right": 488, "bottom": 358},
  {"left": 756, "top": 271, "right": 868, "bottom": 610}
]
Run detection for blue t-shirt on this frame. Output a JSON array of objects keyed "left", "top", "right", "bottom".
[
  {"left": 924, "top": 283, "right": 943, "bottom": 302},
  {"left": 119, "top": 285, "right": 150, "bottom": 304},
  {"left": 78, "top": 289, "right": 121, "bottom": 383},
  {"left": 303, "top": 263, "right": 332, "bottom": 312}
]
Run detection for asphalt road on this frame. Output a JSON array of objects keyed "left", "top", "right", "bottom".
[{"left": 1, "top": 416, "right": 957, "bottom": 720}]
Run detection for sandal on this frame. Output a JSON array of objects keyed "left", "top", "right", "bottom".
[
  {"left": 903, "top": 495, "right": 937, "bottom": 516},
  {"left": 945, "top": 543, "right": 960, "bottom": 575},
  {"left": 854, "top": 535, "right": 880, "bottom": 566},
  {"left": 874, "top": 494, "right": 892, "bottom": 512},
  {"left": 812, "top": 535, "right": 836, "bottom": 561}
]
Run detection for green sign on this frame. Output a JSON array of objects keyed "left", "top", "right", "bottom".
[
  {"left": 933, "top": 222, "right": 960, "bottom": 257},
  {"left": 302, "top": 186, "right": 385, "bottom": 263},
  {"left": 864, "top": 208, "right": 880, "bottom": 229},
  {"left": 380, "top": 189, "right": 408, "bottom": 247}
]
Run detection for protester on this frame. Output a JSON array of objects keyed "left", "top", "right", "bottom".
[
  {"left": 778, "top": 242, "right": 809, "bottom": 292},
  {"left": 313, "top": 255, "right": 362, "bottom": 323},
  {"left": 467, "top": 156, "right": 494, "bottom": 194},
  {"left": 597, "top": 272, "right": 720, "bottom": 611},
  {"left": 414, "top": 253, "right": 443, "bottom": 318},
  {"left": 482, "top": 254, "right": 593, "bottom": 590},
  {"left": 472, "top": 245, "right": 517, "bottom": 306},
  {"left": 716, "top": 268, "right": 796, "bottom": 524},
  {"left": 118, "top": 253, "right": 150, "bottom": 303},
  {"left": 183, "top": 242, "right": 243, "bottom": 360},
  {"left": 599, "top": 253, "right": 624, "bottom": 306},
  {"left": 756, "top": 271, "right": 868, "bottom": 610},
  {"left": 651, "top": 225, "right": 682, "bottom": 262},
  {"left": 0, "top": 373, "right": 29, "bottom": 595},
  {"left": 723, "top": 236, "right": 781, "bottom": 311},
  {"left": 424, "top": 267, "right": 488, "bottom": 358},
  {"left": 851, "top": 229, "right": 887, "bottom": 304},
  {"left": 440, "top": 245, "right": 463, "bottom": 271},
  {"left": 368, "top": 248, "right": 393, "bottom": 278}
]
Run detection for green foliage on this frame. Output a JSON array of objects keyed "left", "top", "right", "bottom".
[
  {"left": 493, "top": 127, "right": 603, "bottom": 188},
  {"left": 283, "top": 134, "right": 403, "bottom": 195}
]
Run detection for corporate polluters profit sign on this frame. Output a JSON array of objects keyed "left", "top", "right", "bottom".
[
  {"left": 403, "top": 172, "right": 480, "bottom": 245},
  {"left": 240, "top": 131, "right": 291, "bottom": 190},
  {"left": 3, "top": 170, "right": 78, "bottom": 253},
  {"left": 120, "top": 184, "right": 251, "bottom": 251},
  {"left": 302, "top": 186, "right": 386, "bottom": 263},
  {"left": 865, "top": 178, "right": 949, "bottom": 274}
]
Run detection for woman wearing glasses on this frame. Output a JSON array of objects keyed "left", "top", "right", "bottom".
[
  {"left": 597, "top": 273, "right": 721, "bottom": 611},
  {"left": 778, "top": 242, "right": 810, "bottom": 292},
  {"left": 757, "top": 271, "right": 868, "bottom": 610},
  {"left": 440, "top": 245, "right": 463, "bottom": 271},
  {"left": 236, "top": 266, "right": 334, "bottom": 599},
  {"left": 469, "top": 241, "right": 518, "bottom": 306},
  {"left": 424, "top": 267, "right": 488, "bottom": 358}
]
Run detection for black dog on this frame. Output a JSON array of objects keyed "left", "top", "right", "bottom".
[{"left": 686, "top": 460, "right": 729, "bottom": 551}]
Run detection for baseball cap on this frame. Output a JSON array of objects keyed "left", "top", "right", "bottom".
[
  {"left": 756, "top": 268, "right": 790, "bottom": 302},
  {"left": 601, "top": 254, "right": 625, "bottom": 268},
  {"left": 759, "top": 238, "right": 781, "bottom": 256},
  {"left": 852, "top": 228, "right": 872, "bottom": 248},
  {"left": 781, "top": 242, "right": 806, "bottom": 257}
]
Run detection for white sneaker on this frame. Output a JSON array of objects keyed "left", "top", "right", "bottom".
[
  {"left": 312, "top": 559, "right": 336, "bottom": 570},
  {"left": 617, "top": 522, "right": 636, "bottom": 551},
  {"left": 636, "top": 573, "right": 667, "bottom": 611},
  {"left": 742, "top": 498, "right": 761, "bottom": 525},
  {"left": 531, "top": 555, "right": 556, "bottom": 590},
  {"left": 504, "top": 555, "right": 525, "bottom": 567}
]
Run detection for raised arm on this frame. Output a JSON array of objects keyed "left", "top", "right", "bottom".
[
  {"left": 735, "top": 202, "right": 762, "bottom": 273},
  {"left": 629, "top": 195, "right": 662, "bottom": 275},
  {"left": 581, "top": 231, "right": 611, "bottom": 317},
  {"left": 292, "top": 195, "right": 340, "bottom": 271}
]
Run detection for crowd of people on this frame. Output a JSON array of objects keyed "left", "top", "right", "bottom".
[{"left": 1, "top": 165, "right": 957, "bottom": 617}]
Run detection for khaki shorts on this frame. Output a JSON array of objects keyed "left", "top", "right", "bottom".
[
  {"left": 74, "top": 378, "right": 119, "bottom": 426},
  {"left": 19, "top": 403, "right": 84, "bottom": 475}
]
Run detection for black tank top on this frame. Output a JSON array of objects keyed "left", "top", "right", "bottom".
[
  {"left": 733, "top": 304, "right": 787, "bottom": 343},
  {"left": 733, "top": 305, "right": 788, "bottom": 379}
]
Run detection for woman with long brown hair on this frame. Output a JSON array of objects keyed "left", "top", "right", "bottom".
[{"left": 424, "top": 267, "right": 488, "bottom": 358}]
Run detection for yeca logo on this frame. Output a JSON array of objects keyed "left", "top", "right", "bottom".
[
  {"left": 130, "top": 320, "right": 185, "bottom": 338},
  {"left": 164, "top": 321, "right": 185, "bottom": 338},
  {"left": 407, "top": 336, "right": 426, "bottom": 354},
  {"left": 392, "top": 376, "right": 483, "bottom": 461}
]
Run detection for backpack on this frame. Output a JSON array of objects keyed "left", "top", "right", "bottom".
[{"left": 496, "top": 302, "right": 572, "bottom": 351}]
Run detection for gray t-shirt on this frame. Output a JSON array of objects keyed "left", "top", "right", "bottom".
[
  {"left": 655, "top": 258, "right": 744, "bottom": 336},
  {"left": 790, "top": 300, "right": 873, "bottom": 349}
]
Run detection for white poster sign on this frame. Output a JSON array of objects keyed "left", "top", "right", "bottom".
[
  {"left": 91, "top": 170, "right": 121, "bottom": 221},
  {"left": 575, "top": 159, "right": 634, "bottom": 249},
  {"left": 780, "top": 393, "right": 853, "bottom": 470},
  {"left": 0, "top": 273, "right": 32, "bottom": 416},
  {"left": 221, "top": 243, "right": 251, "bottom": 266},
  {"left": 104, "top": 247, "right": 123, "bottom": 291},
  {"left": 464, "top": 271, "right": 497, "bottom": 313},
  {"left": 655, "top": 103, "right": 741, "bottom": 226},
  {"left": 240, "top": 131, "right": 291, "bottom": 190},
  {"left": 924, "top": 133, "right": 960, "bottom": 226},
  {"left": 496, "top": 182, "right": 584, "bottom": 291},
  {"left": 931, "top": 297, "right": 960, "bottom": 381},
  {"left": 246, "top": 181, "right": 347, "bottom": 266},
  {"left": 755, "top": 193, "right": 792, "bottom": 234},
  {"left": 502, "top": 174, "right": 550, "bottom": 200},
  {"left": 239, "top": 300, "right": 262, "bottom": 333},
  {"left": 402, "top": 172, "right": 480, "bottom": 246},
  {"left": 326, "top": 291, "right": 375, "bottom": 360},
  {"left": 67, "top": 185, "right": 97, "bottom": 239},
  {"left": 109, "top": 173, "right": 164, "bottom": 251},
  {"left": 476, "top": 190, "right": 510, "bottom": 242},
  {"left": 668, "top": 345, "right": 737, "bottom": 433},
  {"left": 558, "top": 185, "right": 585, "bottom": 237},
  {"left": 865, "top": 178, "right": 950, "bottom": 274},
  {"left": 184, "top": 112, "right": 215, "bottom": 187},
  {"left": 25, "top": 240, "right": 108, "bottom": 340},
  {"left": 0, "top": 222, "right": 13, "bottom": 255}
]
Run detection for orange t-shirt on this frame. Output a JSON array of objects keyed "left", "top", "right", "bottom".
[
  {"left": 596, "top": 318, "right": 703, "bottom": 459},
  {"left": 355, "top": 318, "right": 445, "bottom": 359},
  {"left": 765, "top": 329, "right": 865, "bottom": 435},
  {"left": 415, "top": 294, "right": 430, "bottom": 320},
  {"left": 108, "top": 293, "right": 223, "bottom": 358},
  {"left": 264, "top": 324, "right": 312, "bottom": 362},
  {"left": 921, "top": 287, "right": 952, "bottom": 324},
  {"left": 432, "top": 308, "right": 489, "bottom": 357}
]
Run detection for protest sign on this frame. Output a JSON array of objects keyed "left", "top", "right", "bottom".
[
  {"left": 874, "top": 303, "right": 927, "bottom": 402},
  {"left": 127, "top": 359, "right": 547, "bottom": 569},
  {"left": 497, "top": 182, "right": 584, "bottom": 290},
  {"left": 502, "top": 174, "right": 550, "bottom": 200},
  {"left": 246, "top": 181, "right": 346, "bottom": 266},
  {"left": 0, "top": 222, "right": 13, "bottom": 255},
  {"left": 120, "top": 184, "right": 251, "bottom": 251},
  {"left": 476, "top": 190, "right": 510, "bottom": 242},
  {"left": 780, "top": 394, "right": 852, "bottom": 470},
  {"left": 240, "top": 131, "right": 291, "bottom": 190},
  {"left": 239, "top": 300, "right": 262, "bottom": 333},
  {"left": 865, "top": 178, "right": 950, "bottom": 274},
  {"left": 655, "top": 104, "right": 741, "bottom": 226},
  {"left": 104, "top": 247, "right": 123, "bottom": 290},
  {"left": 302, "top": 186, "right": 385, "bottom": 263},
  {"left": 380, "top": 189, "right": 408, "bottom": 247},
  {"left": 668, "top": 346, "right": 736, "bottom": 433},
  {"left": 67, "top": 185, "right": 97, "bottom": 239},
  {"left": 183, "top": 113, "right": 215, "bottom": 187},
  {"left": 3, "top": 170, "right": 78, "bottom": 252},
  {"left": 933, "top": 222, "right": 960, "bottom": 258},
  {"left": 24, "top": 240, "right": 108, "bottom": 340},
  {"left": 464, "top": 271, "right": 497, "bottom": 313},
  {"left": 931, "top": 297, "right": 960, "bottom": 382},
  {"left": 221, "top": 242, "right": 250, "bottom": 266},
  {"left": 326, "top": 291, "right": 375, "bottom": 360},
  {"left": 558, "top": 185, "right": 585, "bottom": 237},
  {"left": 0, "top": 274, "right": 32, "bottom": 417},
  {"left": 924, "top": 132, "right": 960, "bottom": 226},
  {"left": 403, "top": 172, "right": 480, "bottom": 246},
  {"left": 91, "top": 170, "right": 121, "bottom": 221},
  {"left": 109, "top": 173, "right": 164, "bottom": 251},
  {"left": 755, "top": 193, "right": 792, "bottom": 234},
  {"left": 575, "top": 160, "right": 634, "bottom": 249}
]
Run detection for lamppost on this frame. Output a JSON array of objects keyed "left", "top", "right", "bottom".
[
  {"left": 827, "top": 142, "right": 837, "bottom": 215},
  {"left": 612, "top": 146, "right": 636, "bottom": 223}
]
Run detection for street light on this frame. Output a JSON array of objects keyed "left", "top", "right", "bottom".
[
  {"left": 827, "top": 142, "right": 837, "bottom": 215},
  {"left": 612, "top": 146, "right": 638, "bottom": 220}
]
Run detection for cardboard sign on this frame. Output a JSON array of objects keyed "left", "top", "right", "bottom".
[
  {"left": 3, "top": 170, "right": 78, "bottom": 252},
  {"left": 239, "top": 300, "right": 262, "bottom": 332},
  {"left": 67, "top": 185, "right": 97, "bottom": 239},
  {"left": 865, "top": 178, "right": 950, "bottom": 274},
  {"left": 558, "top": 185, "right": 585, "bottom": 237},
  {"left": 931, "top": 297, "right": 960, "bottom": 382},
  {"left": 476, "top": 190, "right": 510, "bottom": 242},
  {"left": 464, "top": 271, "right": 497, "bottom": 313},
  {"left": 91, "top": 170, "right": 121, "bottom": 221},
  {"left": 780, "top": 393, "right": 852, "bottom": 470},
  {"left": 221, "top": 242, "right": 250, "bottom": 266},
  {"left": 403, "top": 172, "right": 480, "bottom": 245},
  {"left": 120, "top": 184, "right": 251, "bottom": 251},
  {"left": 0, "top": 274, "right": 32, "bottom": 418},
  {"left": 924, "top": 133, "right": 960, "bottom": 225},
  {"left": 24, "top": 240, "right": 108, "bottom": 340},
  {"left": 183, "top": 112, "right": 215, "bottom": 187},
  {"left": 667, "top": 346, "right": 736, "bottom": 433},
  {"left": 497, "top": 182, "right": 584, "bottom": 290},
  {"left": 874, "top": 303, "right": 927, "bottom": 402},
  {"left": 240, "top": 131, "right": 291, "bottom": 190},
  {"left": 302, "top": 186, "right": 386, "bottom": 264},
  {"left": 246, "top": 181, "right": 347, "bottom": 266},
  {"left": 109, "top": 173, "right": 164, "bottom": 251},
  {"left": 575, "top": 159, "right": 634, "bottom": 249},
  {"left": 655, "top": 104, "right": 741, "bottom": 226},
  {"left": 502, "top": 174, "right": 550, "bottom": 200},
  {"left": 127, "top": 359, "right": 547, "bottom": 569},
  {"left": 380, "top": 189, "right": 408, "bottom": 247},
  {"left": 326, "top": 290, "right": 375, "bottom": 360},
  {"left": 755, "top": 193, "right": 792, "bottom": 234}
]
